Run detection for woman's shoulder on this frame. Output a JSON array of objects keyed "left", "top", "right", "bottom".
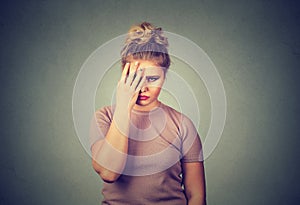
[
  {"left": 95, "top": 105, "right": 115, "bottom": 120},
  {"left": 161, "top": 103, "right": 196, "bottom": 129},
  {"left": 96, "top": 105, "right": 114, "bottom": 112},
  {"left": 160, "top": 103, "right": 187, "bottom": 119}
]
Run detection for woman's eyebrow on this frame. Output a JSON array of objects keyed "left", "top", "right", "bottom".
[{"left": 145, "top": 75, "right": 161, "bottom": 78}]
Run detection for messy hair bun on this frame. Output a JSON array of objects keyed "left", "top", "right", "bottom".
[{"left": 121, "top": 22, "right": 170, "bottom": 72}]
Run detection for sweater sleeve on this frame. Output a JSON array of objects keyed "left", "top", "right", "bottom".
[
  {"left": 180, "top": 115, "right": 204, "bottom": 162},
  {"left": 89, "top": 106, "right": 113, "bottom": 150}
]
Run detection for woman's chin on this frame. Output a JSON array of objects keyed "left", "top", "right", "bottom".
[{"left": 135, "top": 101, "right": 147, "bottom": 106}]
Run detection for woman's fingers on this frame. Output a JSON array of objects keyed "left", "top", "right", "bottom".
[
  {"left": 121, "top": 63, "right": 130, "bottom": 83},
  {"left": 130, "top": 61, "right": 139, "bottom": 73},
  {"left": 135, "top": 75, "right": 146, "bottom": 92},
  {"left": 131, "top": 68, "right": 144, "bottom": 90},
  {"left": 126, "top": 62, "right": 139, "bottom": 86}
]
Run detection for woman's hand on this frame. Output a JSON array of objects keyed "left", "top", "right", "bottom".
[
  {"left": 113, "top": 61, "right": 145, "bottom": 135},
  {"left": 116, "top": 62, "right": 145, "bottom": 113},
  {"left": 91, "top": 62, "right": 146, "bottom": 182}
]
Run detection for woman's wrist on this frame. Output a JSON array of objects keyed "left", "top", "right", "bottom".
[
  {"left": 114, "top": 105, "right": 131, "bottom": 118},
  {"left": 113, "top": 106, "right": 131, "bottom": 134}
]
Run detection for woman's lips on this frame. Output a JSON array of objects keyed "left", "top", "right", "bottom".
[{"left": 138, "top": 95, "right": 149, "bottom": 100}]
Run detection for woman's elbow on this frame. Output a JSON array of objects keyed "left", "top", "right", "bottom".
[
  {"left": 99, "top": 170, "right": 120, "bottom": 183},
  {"left": 92, "top": 161, "right": 119, "bottom": 183}
]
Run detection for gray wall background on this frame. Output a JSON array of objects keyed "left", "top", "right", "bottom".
[{"left": 1, "top": 0, "right": 299, "bottom": 204}]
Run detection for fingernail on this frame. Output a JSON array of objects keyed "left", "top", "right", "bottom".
[{"left": 135, "top": 61, "right": 139, "bottom": 65}]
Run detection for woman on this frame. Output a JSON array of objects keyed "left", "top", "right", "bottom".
[{"left": 90, "top": 22, "right": 206, "bottom": 205}]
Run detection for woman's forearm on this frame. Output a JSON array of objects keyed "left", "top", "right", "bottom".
[
  {"left": 92, "top": 108, "right": 130, "bottom": 182},
  {"left": 187, "top": 195, "right": 206, "bottom": 205},
  {"left": 92, "top": 62, "right": 144, "bottom": 182}
]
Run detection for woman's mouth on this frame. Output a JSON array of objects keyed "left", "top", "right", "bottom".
[{"left": 138, "top": 95, "right": 149, "bottom": 101}]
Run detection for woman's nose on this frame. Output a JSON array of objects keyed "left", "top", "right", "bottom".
[{"left": 140, "top": 85, "right": 148, "bottom": 92}]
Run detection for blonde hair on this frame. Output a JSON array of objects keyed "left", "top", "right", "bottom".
[{"left": 121, "top": 22, "right": 170, "bottom": 73}]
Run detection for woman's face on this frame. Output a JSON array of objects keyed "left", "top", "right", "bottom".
[{"left": 132, "top": 60, "right": 165, "bottom": 111}]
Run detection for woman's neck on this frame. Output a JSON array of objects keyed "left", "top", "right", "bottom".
[{"left": 133, "top": 101, "right": 161, "bottom": 112}]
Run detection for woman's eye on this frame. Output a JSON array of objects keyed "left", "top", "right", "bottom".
[{"left": 147, "top": 77, "right": 159, "bottom": 82}]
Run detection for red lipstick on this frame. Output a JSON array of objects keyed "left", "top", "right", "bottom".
[{"left": 138, "top": 95, "right": 149, "bottom": 100}]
